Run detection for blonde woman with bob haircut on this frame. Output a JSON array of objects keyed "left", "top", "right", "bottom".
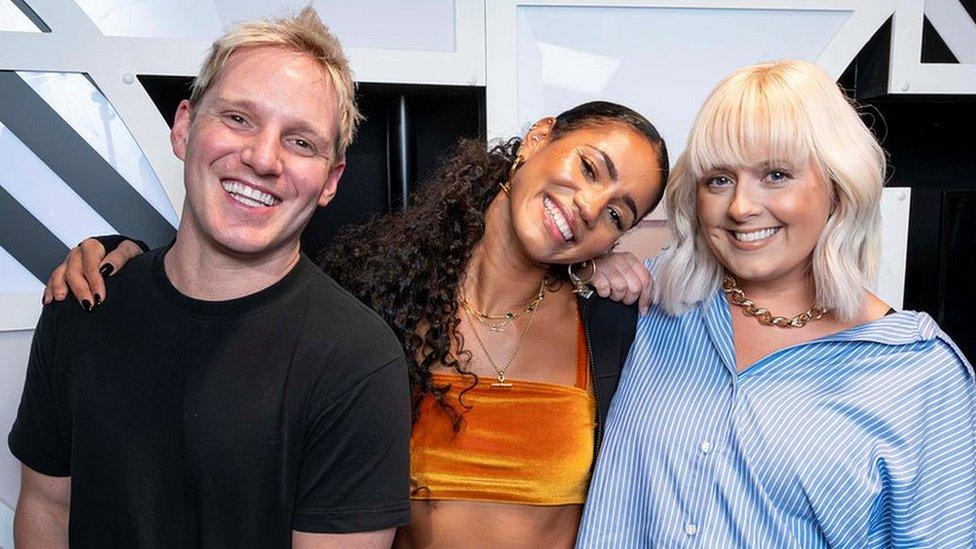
[{"left": 578, "top": 59, "right": 976, "bottom": 547}]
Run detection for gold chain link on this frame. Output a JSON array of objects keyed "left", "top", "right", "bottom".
[{"left": 722, "top": 274, "right": 827, "bottom": 328}]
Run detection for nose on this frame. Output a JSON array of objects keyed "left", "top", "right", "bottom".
[
  {"left": 727, "top": 183, "right": 761, "bottom": 222},
  {"left": 573, "top": 188, "right": 605, "bottom": 230},
  {"left": 241, "top": 129, "right": 283, "bottom": 177}
]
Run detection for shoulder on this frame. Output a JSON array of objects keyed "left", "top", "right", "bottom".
[
  {"left": 847, "top": 310, "right": 974, "bottom": 390},
  {"left": 293, "top": 260, "right": 406, "bottom": 373}
]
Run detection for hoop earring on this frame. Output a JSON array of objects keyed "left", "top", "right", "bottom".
[
  {"left": 568, "top": 259, "right": 596, "bottom": 299},
  {"left": 500, "top": 155, "right": 523, "bottom": 196}
]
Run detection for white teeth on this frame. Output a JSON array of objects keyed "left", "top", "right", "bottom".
[
  {"left": 543, "top": 196, "right": 574, "bottom": 241},
  {"left": 734, "top": 227, "right": 780, "bottom": 242},
  {"left": 220, "top": 181, "right": 280, "bottom": 207}
]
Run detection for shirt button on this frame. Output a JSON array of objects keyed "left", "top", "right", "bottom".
[
  {"left": 685, "top": 523, "right": 698, "bottom": 536},
  {"left": 699, "top": 440, "right": 712, "bottom": 454}
]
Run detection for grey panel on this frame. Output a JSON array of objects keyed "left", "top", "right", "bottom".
[
  {"left": 0, "top": 71, "right": 176, "bottom": 248},
  {"left": 0, "top": 185, "right": 67, "bottom": 282},
  {"left": 9, "top": 0, "right": 50, "bottom": 32}
]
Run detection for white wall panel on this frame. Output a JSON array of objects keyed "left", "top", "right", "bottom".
[{"left": 514, "top": 5, "right": 851, "bottom": 162}]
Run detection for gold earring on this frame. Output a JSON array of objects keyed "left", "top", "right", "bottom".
[
  {"left": 568, "top": 260, "right": 596, "bottom": 299},
  {"left": 501, "top": 155, "right": 524, "bottom": 196}
]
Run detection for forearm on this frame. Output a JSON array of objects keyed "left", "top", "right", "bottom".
[{"left": 14, "top": 496, "right": 69, "bottom": 549}]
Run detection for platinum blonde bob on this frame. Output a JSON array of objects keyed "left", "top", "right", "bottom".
[
  {"left": 655, "top": 59, "right": 886, "bottom": 321},
  {"left": 188, "top": 6, "right": 362, "bottom": 159}
]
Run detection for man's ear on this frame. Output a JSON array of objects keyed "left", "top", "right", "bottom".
[
  {"left": 519, "top": 116, "right": 556, "bottom": 160},
  {"left": 316, "top": 160, "right": 346, "bottom": 208},
  {"left": 171, "top": 100, "right": 193, "bottom": 161}
]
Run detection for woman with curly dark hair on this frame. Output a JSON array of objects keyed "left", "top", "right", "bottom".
[{"left": 46, "top": 101, "right": 669, "bottom": 547}]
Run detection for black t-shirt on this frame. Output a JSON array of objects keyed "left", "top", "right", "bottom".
[{"left": 9, "top": 247, "right": 411, "bottom": 547}]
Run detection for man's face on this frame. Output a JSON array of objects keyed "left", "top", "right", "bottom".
[{"left": 171, "top": 46, "right": 345, "bottom": 258}]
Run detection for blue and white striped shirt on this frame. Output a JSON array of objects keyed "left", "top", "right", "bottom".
[{"left": 577, "top": 287, "right": 976, "bottom": 548}]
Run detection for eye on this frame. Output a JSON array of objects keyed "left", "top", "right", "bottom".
[
  {"left": 225, "top": 113, "right": 249, "bottom": 127},
  {"left": 607, "top": 207, "right": 624, "bottom": 231},
  {"left": 579, "top": 155, "right": 597, "bottom": 180},
  {"left": 287, "top": 136, "right": 318, "bottom": 155},
  {"left": 705, "top": 174, "right": 733, "bottom": 188},
  {"left": 766, "top": 170, "right": 792, "bottom": 183}
]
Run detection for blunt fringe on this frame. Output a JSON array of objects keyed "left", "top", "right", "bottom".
[
  {"left": 655, "top": 59, "right": 886, "bottom": 321},
  {"left": 189, "top": 6, "right": 362, "bottom": 159}
]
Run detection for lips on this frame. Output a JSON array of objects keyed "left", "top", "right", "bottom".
[
  {"left": 543, "top": 195, "right": 575, "bottom": 242},
  {"left": 220, "top": 180, "right": 281, "bottom": 208}
]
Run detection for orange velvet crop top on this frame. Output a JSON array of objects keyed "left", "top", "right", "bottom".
[{"left": 410, "top": 318, "right": 596, "bottom": 505}]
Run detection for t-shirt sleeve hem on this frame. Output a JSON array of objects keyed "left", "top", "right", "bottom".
[
  {"left": 8, "top": 432, "right": 70, "bottom": 477},
  {"left": 292, "top": 503, "right": 410, "bottom": 533}
]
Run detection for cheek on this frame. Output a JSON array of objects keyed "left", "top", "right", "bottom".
[{"left": 695, "top": 192, "right": 725, "bottom": 230}]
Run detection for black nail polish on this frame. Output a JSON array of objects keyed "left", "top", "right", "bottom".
[
  {"left": 94, "top": 293, "right": 102, "bottom": 307},
  {"left": 99, "top": 264, "right": 114, "bottom": 277},
  {"left": 82, "top": 299, "right": 92, "bottom": 312}
]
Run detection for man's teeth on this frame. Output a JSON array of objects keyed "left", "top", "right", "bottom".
[
  {"left": 221, "top": 181, "right": 280, "bottom": 207},
  {"left": 543, "top": 196, "right": 574, "bottom": 241},
  {"left": 734, "top": 227, "right": 780, "bottom": 242}
]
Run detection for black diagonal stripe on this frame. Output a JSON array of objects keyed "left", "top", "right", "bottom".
[
  {"left": 0, "top": 186, "right": 68, "bottom": 283},
  {"left": 9, "top": 0, "right": 50, "bottom": 32},
  {"left": 0, "top": 71, "right": 176, "bottom": 248}
]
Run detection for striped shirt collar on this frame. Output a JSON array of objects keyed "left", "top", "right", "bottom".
[{"left": 699, "top": 289, "right": 974, "bottom": 379}]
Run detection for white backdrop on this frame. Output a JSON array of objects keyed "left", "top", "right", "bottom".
[{"left": 2, "top": 1, "right": 975, "bottom": 545}]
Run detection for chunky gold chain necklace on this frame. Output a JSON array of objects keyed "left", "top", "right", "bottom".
[
  {"left": 457, "top": 276, "right": 549, "bottom": 332},
  {"left": 459, "top": 277, "right": 548, "bottom": 388},
  {"left": 722, "top": 274, "right": 828, "bottom": 328}
]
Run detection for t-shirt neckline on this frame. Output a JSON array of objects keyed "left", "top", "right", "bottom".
[{"left": 150, "top": 244, "right": 313, "bottom": 319}]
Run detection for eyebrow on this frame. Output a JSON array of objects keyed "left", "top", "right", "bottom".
[{"left": 591, "top": 146, "right": 619, "bottom": 181}]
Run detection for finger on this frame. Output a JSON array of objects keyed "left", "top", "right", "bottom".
[
  {"left": 630, "top": 262, "right": 655, "bottom": 316},
  {"left": 608, "top": 275, "right": 629, "bottom": 302},
  {"left": 79, "top": 241, "right": 107, "bottom": 308},
  {"left": 63, "top": 247, "right": 94, "bottom": 311},
  {"left": 101, "top": 239, "right": 144, "bottom": 278},
  {"left": 591, "top": 272, "right": 613, "bottom": 298},
  {"left": 44, "top": 259, "right": 68, "bottom": 305},
  {"left": 622, "top": 271, "right": 643, "bottom": 305}
]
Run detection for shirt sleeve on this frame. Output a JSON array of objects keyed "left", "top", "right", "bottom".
[
  {"left": 868, "top": 340, "right": 976, "bottom": 547},
  {"left": 8, "top": 304, "right": 71, "bottom": 477},
  {"left": 292, "top": 355, "right": 411, "bottom": 533}
]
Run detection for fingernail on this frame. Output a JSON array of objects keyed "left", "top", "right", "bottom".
[
  {"left": 99, "top": 264, "right": 114, "bottom": 277},
  {"left": 93, "top": 293, "right": 102, "bottom": 307},
  {"left": 82, "top": 299, "right": 92, "bottom": 312}
]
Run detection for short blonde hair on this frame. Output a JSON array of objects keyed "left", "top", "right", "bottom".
[
  {"left": 655, "top": 59, "right": 886, "bottom": 321},
  {"left": 189, "top": 6, "right": 362, "bottom": 159}
]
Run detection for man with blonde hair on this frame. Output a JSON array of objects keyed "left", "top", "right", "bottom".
[{"left": 9, "top": 8, "right": 410, "bottom": 548}]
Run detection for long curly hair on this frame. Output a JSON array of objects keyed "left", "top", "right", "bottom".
[{"left": 319, "top": 101, "right": 669, "bottom": 429}]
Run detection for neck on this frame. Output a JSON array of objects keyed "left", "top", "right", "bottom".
[
  {"left": 164, "top": 226, "right": 301, "bottom": 301},
  {"left": 732, "top": 263, "right": 819, "bottom": 316},
  {"left": 463, "top": 194, "right": 551, "bottom": 313}
]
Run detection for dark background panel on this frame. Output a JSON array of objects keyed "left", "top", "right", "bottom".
[{"left": 840, "top": 16, "right": 976, "bottom": 359}]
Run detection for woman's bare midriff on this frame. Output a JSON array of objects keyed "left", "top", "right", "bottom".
[{"left": 394, "top": 500, "right": 582, "bottom": 548}]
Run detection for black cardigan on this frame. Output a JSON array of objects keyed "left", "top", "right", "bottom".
[{"left": 578, "top": 294, "right": 638, "bottom": 462}]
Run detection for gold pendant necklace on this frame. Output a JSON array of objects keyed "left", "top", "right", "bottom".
[
  {"left": 458, "top": 276, "right": 549, "bottom": 332},
  {"left": 459, "top": 278, "right": 547, "bottom": 387},
  {"left": 722, "top": 274, "right": 828, "bottom": 328}
]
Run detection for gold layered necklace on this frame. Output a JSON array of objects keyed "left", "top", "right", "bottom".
[
  {"left": 722, "top": 274, "right": 828, "bottom": 328},
  {"left": 458, "top": 276, "right": 550, "bottom": 387},
  {"left": 458, "top": 276, "right": 548, "bottom": 332}
]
